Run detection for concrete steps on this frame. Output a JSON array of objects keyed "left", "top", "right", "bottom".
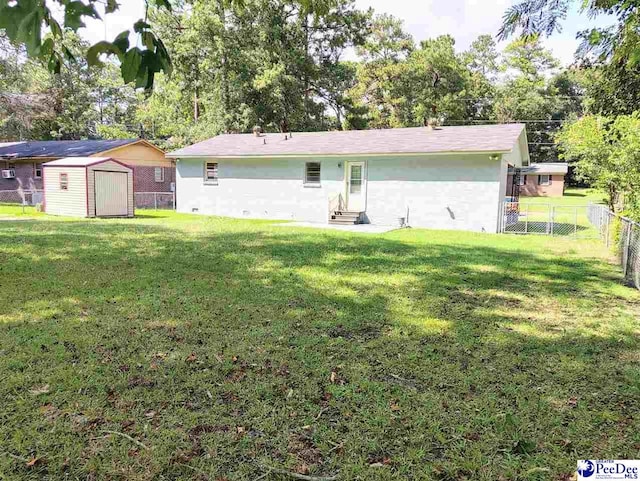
[{"left": 329, "top": 210, "right": 363, "bottom": 225}]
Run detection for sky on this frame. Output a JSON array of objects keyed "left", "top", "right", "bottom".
[{"left": 78, "top": 0, "right": 615, "bottom": 67}]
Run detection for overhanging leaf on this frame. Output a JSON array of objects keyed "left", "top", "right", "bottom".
[
  {"left": 64, "top": 1, "right": 99, "bottom": 30},
  {"left": 133, "top": 19, "right": 151, "bottom": 33},
  {"left": 141, "top": 31, "right": 155, "bottom": 51},
  {"left": 121, "top": 47, "right": 143, "bottom": 84},
  {"left": 87, "top": 40, "right": 118, "bottom": 66},
  {"left": 112, "top": 30, "right": 130, "bottom": 57},
  {"left": 154, "top": 0, "right": 173, "bottom": 12},
  {"left": 106, "top": 0, "right": 120, "bottom": 14}
]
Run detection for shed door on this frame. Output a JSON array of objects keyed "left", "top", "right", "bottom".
[{"left": 95, "top": 171, "right": 128, "bottom": 216}]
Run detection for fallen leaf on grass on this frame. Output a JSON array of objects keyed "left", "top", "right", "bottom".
[
  {"left": 296, "top": 463, "right": 310, "bottom": 474},
  {"left": 29, "top": 384, "right": 50, "bottom": 395},
  {"left": 185, "top": 353, "right": 197, "bottom": 363},
  {"left": 26, "top": 457, "right": 44, "bottom": 468},
  {"left": 389, "top": 401, "right": 400, "bottom": 412}
]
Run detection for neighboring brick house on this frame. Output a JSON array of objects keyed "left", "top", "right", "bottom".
[
  {"left": 0, "top": 140, "right": 172, "bottom": 205},
  {"left": 518, "top": 163, "right": 568, "bottom": 197}
]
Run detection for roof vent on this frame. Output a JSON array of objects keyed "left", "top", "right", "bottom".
[{"left": 253, "top": 125, "right": 263, "bottom": 137}]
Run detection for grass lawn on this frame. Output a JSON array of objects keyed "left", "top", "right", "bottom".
[
  {"left": 1, "top": 209, "right": 639, "bottom": 480},
  {"left": 520, "top": 188, "right": 607, "bottom": 206}
]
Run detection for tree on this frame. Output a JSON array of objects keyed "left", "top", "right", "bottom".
[
  {"left": 501, "top": 35, "right": 559, "bottom": 80},
  {"left": 0, "top": 0, "right": 173, "bottom": 90},
  {"left": 357, "top": 14, "right": 413, "bottom": 63},
  {"left": 556, "top": 114, "right": 640, "bottom": 215},
  {"left": 498, "top": 1, "right": 640, "bottom": 69},
  {"left": 349, "top": 34, "right": 473, "bottom": 129},
  {"left": 463, "top": 34, "right": 500, "bottom": 79},
  {"left": 492, "top": 36, "right": 575, "bottom": 163}
]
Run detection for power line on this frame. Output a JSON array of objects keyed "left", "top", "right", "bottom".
[{"left": 445, "top": 119, "right": 568, "bottom": 123}]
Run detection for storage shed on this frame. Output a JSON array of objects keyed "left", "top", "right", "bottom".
[{"left": 43, "top": 157, "right": 134, "bottom": 218}]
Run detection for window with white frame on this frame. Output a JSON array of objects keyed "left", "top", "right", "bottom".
[
  {"left": 59, "top": 173, "right": 68, "bottom": 190},
  {"left": 204, "top": 162, "right": 218, "bottom": 183},
  {"left": 538, "top": 174, "right": 551, "bottom": 186},
  {"left": 154, "top": 167, "right": 164, "bottom": 182},
  {"left": 34, "top": 163, "right": 43, "bottom": 178},
  {"left": 304, "top": 162, "right": 321, "bottom": 184},
  {"left": 518, "top": 175, "right": 526, "bottom": 186}
]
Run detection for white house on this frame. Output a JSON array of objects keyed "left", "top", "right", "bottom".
[{"left": 167, "top": 124, "right": 530, "bottom": 233}]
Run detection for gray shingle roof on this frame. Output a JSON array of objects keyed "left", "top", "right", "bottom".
[
  {"left": 167, "top": 124, "right": 526, "bottom": 158},
  {"left": 522, "top": 162, "right": 568, "bottom": 174},
  {"left": 0, "top": 139, "right": 139, "bottom": 159}
]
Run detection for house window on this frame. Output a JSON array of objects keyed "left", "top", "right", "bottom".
[
  {"left": 204, "top": 162, "right": 218, "bottom": 183},
  {"left": 60, "top": 173, "right": 68, "bottom": 190},
  {"left": 304, "top": 162, "right": 321, "bottom": 184},
  {"left": 154, "top": 167, "right": 164, "bottom": 183},
  {"left": 538, "top": 175, "right": 551, "bottom": 186},
  {"left": 518, "top": 175, "right": 526, "bottom": 186},
  {"left": 34, "top": 163, "right": 43, "bottom": 178}
]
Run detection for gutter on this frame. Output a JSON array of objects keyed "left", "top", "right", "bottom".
[{"left": 166, "top": 150, "right": 514, "bottom": 160}]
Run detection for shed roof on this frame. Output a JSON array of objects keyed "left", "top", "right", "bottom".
[
  {"left": 167, "top": 124, "right": 527, "bottom": 158},
  {"left": 522, "top": 163, "right": 569, "bottom": 175},
  {"left": 0, "top": 139, "right": 140, "bottom": 159}
]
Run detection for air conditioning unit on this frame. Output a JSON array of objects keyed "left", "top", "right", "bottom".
[{"left": 1, "top": 169, "right": 16, "bottom": 179}]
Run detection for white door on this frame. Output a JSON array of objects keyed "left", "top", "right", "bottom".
[
  {"left": 95, "top": 171, "right": 128, "bottom": 216},
  {"left": 346, "top": 161, "right": 366, "bottom": 211}
]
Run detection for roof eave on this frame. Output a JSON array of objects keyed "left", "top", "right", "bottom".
[{"left": 167, "top": 149, "right": 514, "bottom": 159}]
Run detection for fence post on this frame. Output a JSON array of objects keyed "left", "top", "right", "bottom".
[
  {"left": 622, "top": 221, "right": 632, "bottom": 278},
  {"left": 154, "top": 193, "right": 158, "bottom": 210},
  {"left": 574, "top": 207, "right": 578, "bottom": 237},
  {"left": 525, "top": 204, "right": 529, "bottom": 234},
  {"left": 549, "top": 205, "right": 554, "bottom": 236}
]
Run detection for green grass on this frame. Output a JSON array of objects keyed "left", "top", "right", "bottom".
[
  {"left": 0, "top": 202, "right": 44, "bottom": 218},
  {"left": 521, "top": 188, "right": 607, "bottom": 206},
  {"left": 1, "top": 209, "right": 639, "bottom": 480}
]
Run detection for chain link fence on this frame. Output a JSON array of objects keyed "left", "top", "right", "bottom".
[
  {"left": 0, "top": 190, "right": 44, "bottom": 214},
  {"left": 501, "top": 202, "right": 599, "bottom": 238},
  {"left": 587, "top": 204, "right": 640, "bottom": 290},
  {"left": 501, "top": 201, "right": 639, "bottom": 290},
  {"left": 134, "top": 192, "right": 175, "bottom": 210}
]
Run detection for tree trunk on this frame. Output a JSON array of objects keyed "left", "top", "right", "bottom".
[
  {"left": 302, "top": 11, "right": 310, "bottom": 128},
  {"left": 194, "top": 88, "right": 200, "bottom": 122},
  {"left": 217, "top": 0, "right": 230, "bottom": 130}
]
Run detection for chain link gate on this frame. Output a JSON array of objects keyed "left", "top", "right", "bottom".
[{"left": 501, "top": 202, "right": 600, "bottom": 238}]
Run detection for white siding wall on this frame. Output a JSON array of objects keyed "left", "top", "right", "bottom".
[
  {"left": 176, "top": 154, "right": 505, "bottom": 232},
  {"left": 43, "top": 166, "right": 87, "bottom": 217},
  {"left": 364, "top": 155, "right": 502, "bottom": 232},
  {"left": 177, "top": 157, "right": 344, "bottom": 223}
]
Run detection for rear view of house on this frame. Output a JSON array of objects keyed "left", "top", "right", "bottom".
[
  {"left": 43, "top": 157, "right": 134, "bottom": 218},
  {"left": 518, "top": 162, "right": 568, "bottom": 197},
  {"left": 0, "top": 139, "right": 171, "bottom": 207},
  {"left": 167, "top": 124, "right": 530, "bottom": 233}
]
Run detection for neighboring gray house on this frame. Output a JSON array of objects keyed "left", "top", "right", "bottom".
[{"left": 167, "top": 124, "right": 530, "bottom": 233}]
